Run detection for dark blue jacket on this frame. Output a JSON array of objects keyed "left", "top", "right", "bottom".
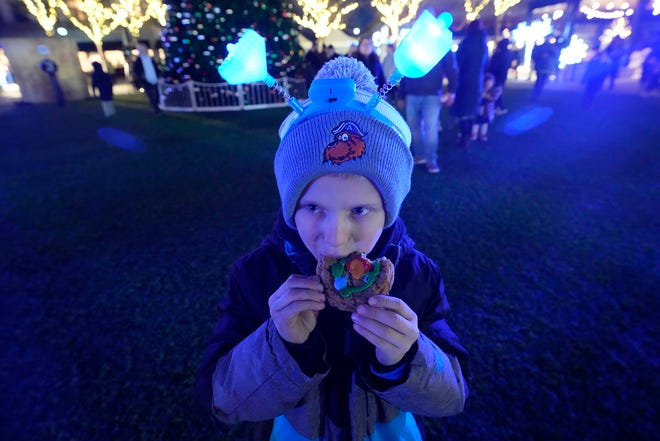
[
  {"left": 196, "top": 212, "right": 470, "bottom": 440},
  {"left": 398, "top": 51, "right": 458, "bottom": 97},
  {"left": 450, "top": 29, "right": 488, "bottom": 118}
]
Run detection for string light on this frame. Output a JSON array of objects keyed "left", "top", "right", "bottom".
[
  {"left": 21, "top": 0, "right": 58, "bottom": 36},
  {"left": 370, "top": 0, "right": 422, "bottom": 43},
  {"left": 580, "top": 3, "right": 634, "bottom": 19},
  {"left": 292, "top": 0, "right": 358, "bottom": 39},
  {"left": 464, "top": 0, "right": 491, "bottom": 21},
  {"left": 600, "top": 16, "right": 631, "bottom": 47},
  {"left": 147, "top": 0, "right": 167, "bottom": 26},
  {"left": 58, "top": 0, "right": 124, "bottom": 43},
  {"left": 494, "top": 0, "right": 521, "bottom": 17},
  {"left": 113, "top": 0, "right": 149, "bottom": 37},
  {"left": 111, "top": 0, "right": 166, "bottom": 37},
  {"left": 58, "top": 0, "right": 125, "bottom": 69}
]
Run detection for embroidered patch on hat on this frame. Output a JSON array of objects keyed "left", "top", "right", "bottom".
[{"left": 323, "top": 121, "right": 367, "bottom": 165}]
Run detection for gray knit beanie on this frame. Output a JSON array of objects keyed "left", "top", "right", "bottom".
[{"left": 275, "top": 57, "right": 413, "bottom": 229}]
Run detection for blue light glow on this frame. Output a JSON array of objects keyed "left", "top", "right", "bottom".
[
  {"left": 497, "top": 106, "right": 554, "bottom": 136},
  {"left": 97, "top": 128, "right": 146, "bottom": 152},
  {"left": 393, "top": 10, "right": 453, "bottom": 79},
  {"left": 217, "top": 29, "right": 270, "bottom": 85}
]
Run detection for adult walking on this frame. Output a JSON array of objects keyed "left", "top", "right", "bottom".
[
  {"left": 450, "top": 19, "right": 488, "bottom": 147},
  {"left": 353, "top": 36, "right": 386, "bottom": 89},
  {"left": 488, "top": 38, "right": 513, "bottom": 114},
  {"left": 133, "top": 43, "right": 161, "bottom": 114},
  {"left": 531, "top": 37, "right": 558, "bottom": 102},
  {"left": 399, "top": 51, "right": 457, "bottom": 173},
  {"left": 91, "top": 61, "right": 115, "bottom": 117}
]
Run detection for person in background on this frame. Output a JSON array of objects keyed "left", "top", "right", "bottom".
[
  {"left": 471, "top": 72, "right": 502, "bottom": 142},
  {"left": 381, "top": 43, "right": 396, "bottom": 81},
  {"left": 488, "top": 38, "right": 512, "bottom": 114},
  {"left": 353, "top": 36, "right": 386, "bottom": 89},
  {"left": 398, "top": 51, "right": 457, "bottom": 174},
  {"left": 640, "top": 43, "right": 660, "bottom": 96},
  {"left": 133, "top": 43, "right": 161, "bottom": 114},
  {"left": 39, "top": 56, "right": 65, "bottom": 107},
  {"left": 304, "top": 40, "right": 326, "bottom": 89},
  {"left": 581, "top": 50, "right": 612, "bottom": 108},
  {"left": 196, "top": 56, "right": 469, "bottom": 441},
  {"left": 531, "top": 37, "right": 558, "bottom": 102},
  {"left": 450, "top": 19, "right": 488, "bottom": 148},
  {"left": 91, "top": 61, "right": 115, "bottom": 117},
  {"left": 324, "top": 44, "right": 340, "bottom": 62},
  {"left": 605, "top": 36, "right": 626, "bottom": 91}
]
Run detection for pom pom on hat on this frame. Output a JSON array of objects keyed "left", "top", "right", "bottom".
[
  {"left": 274, "top": 57, "right": 413, "bottom": 229},
  {"left": 315, "top": 57, "right": 378, "bottom": 94}
]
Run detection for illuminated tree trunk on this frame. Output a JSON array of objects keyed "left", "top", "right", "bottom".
[{"left": 94, "top": 40, "right": 109, "bottom": 71}]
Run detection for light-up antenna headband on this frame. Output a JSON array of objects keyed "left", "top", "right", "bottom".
[{"left": 217, "top": 9, "right": 453, "bottom": 114}]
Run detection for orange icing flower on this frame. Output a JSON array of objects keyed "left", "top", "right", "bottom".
[{"left": 347, "top": 255, "right": 373, "bottom": 279}]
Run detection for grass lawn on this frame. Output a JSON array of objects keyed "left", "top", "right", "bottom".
[{"left": 1, "top": 84, "right": 658, "bottom": 441}]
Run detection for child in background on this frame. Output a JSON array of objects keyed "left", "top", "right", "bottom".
[
  {"left": 196, "top": 57, "right": 470, "bottom": 441},
  {"left": 91, "top": 61, "right": 115, "bottom": 117},
  {"left": 472, "top": 72, "right": 502, "bottom": 142}
]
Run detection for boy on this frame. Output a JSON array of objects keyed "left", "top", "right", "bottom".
[{"left": 196, "top": 57, "right": 469, "bottom": 440}]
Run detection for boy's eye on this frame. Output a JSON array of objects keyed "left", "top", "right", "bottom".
[
  {"left": 352, "top": 207, "right": 370, "bottom": 216},
  {"left": 304, "top": 204, "right": 320, "bottom": 213}
]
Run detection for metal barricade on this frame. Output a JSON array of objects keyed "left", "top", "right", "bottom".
[{"left": 158, "top": 77, "right": 306, "bottom": 112}]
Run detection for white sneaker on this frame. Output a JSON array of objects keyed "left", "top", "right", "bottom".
[
  {"left": 414, "top": 157, "right": 427, "bottom": 165},
  {"left": 426, "top": 163, "right": 440, "bottom": 174}
]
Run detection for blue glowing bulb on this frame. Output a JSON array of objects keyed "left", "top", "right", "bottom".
[
  {"left": 217, "top": 29, "right": 272, "bottom": 85},
  {"left": 393, "top": 10, "right": 454, "bottom": 79}
]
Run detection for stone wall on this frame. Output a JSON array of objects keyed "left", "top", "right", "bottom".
[{"left": 0, "top": 37, "right": 88, "bottom": 103}]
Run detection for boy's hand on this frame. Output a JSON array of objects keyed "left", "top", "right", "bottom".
[
  {"left": 351, "top": 295, "right": 419, "bottom": 366},
  {"left": 269, "top": 275, "right": 326, "bottom": 344}
]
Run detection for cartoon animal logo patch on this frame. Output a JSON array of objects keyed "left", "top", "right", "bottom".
[{"left": 323, "top": 121, "right": 367, "bottom": 165}]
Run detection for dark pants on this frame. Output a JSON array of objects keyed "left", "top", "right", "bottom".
[
  {"left": 143, "top": 82, "right": 161, "bottom": 113},
  {"left": 533, "top": 72, "right": 550, "bottom": 101}
]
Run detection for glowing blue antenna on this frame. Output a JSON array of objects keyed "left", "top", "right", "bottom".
[
  {"left": 218, "top": 29, "right": 303, "bottom": 114},
  {"left": 379, "top": 10, "right": 454, "bottom": 97},
  {"left": 218, "top": 12, "right": 453, "bottom": 113}
]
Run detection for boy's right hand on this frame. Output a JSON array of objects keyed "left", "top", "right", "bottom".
[{"left": 268, "top": 275, "right": 326, "bottom": 344}]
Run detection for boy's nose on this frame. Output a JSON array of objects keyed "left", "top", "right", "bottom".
[{"left": 323, "top": 214, "right": 349, "bottom": 249}]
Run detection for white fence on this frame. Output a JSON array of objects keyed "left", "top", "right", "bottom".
[{"left": 158, "top": 77, "right": 307, "bottom": 112}]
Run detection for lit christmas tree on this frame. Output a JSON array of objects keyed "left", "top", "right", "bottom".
[{"left": 162, "top": 0, "right": 304, "bottom": 83}]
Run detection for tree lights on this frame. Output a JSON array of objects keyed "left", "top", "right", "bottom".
[
  {"left": 292, "top": 0, "right": 358, "bottom": 39},
  {"left": 494, "top": 0, "right": 521, "bottom": 17},
  {"left": 21, "top": 0, "right": 168, "bottom": 67},
  {"left": 370, "top": 0, "right": 422, "bottom": 42},
  {"left": 464, "top": 0, "right": 491, "bottom": 21},
  {"left": 20, "top": 0, "right": 58, "bottom": 36},
  {"left": 112, "top": 0, "right": 165, "bottom": 37},
  {"left": 58, "top": 0, "right": 125, "bottom": 68},
  {"left": 579, "top": 1, "right": 635, "bottom": 19}
]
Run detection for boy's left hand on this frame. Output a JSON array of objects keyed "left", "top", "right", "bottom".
[{"left": 351, "top": 295, "right": 419, "bottom": 366}]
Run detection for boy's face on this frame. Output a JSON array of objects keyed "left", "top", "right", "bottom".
[{"left": 294, "top": 174, "right": 385, "bottom": 261}]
